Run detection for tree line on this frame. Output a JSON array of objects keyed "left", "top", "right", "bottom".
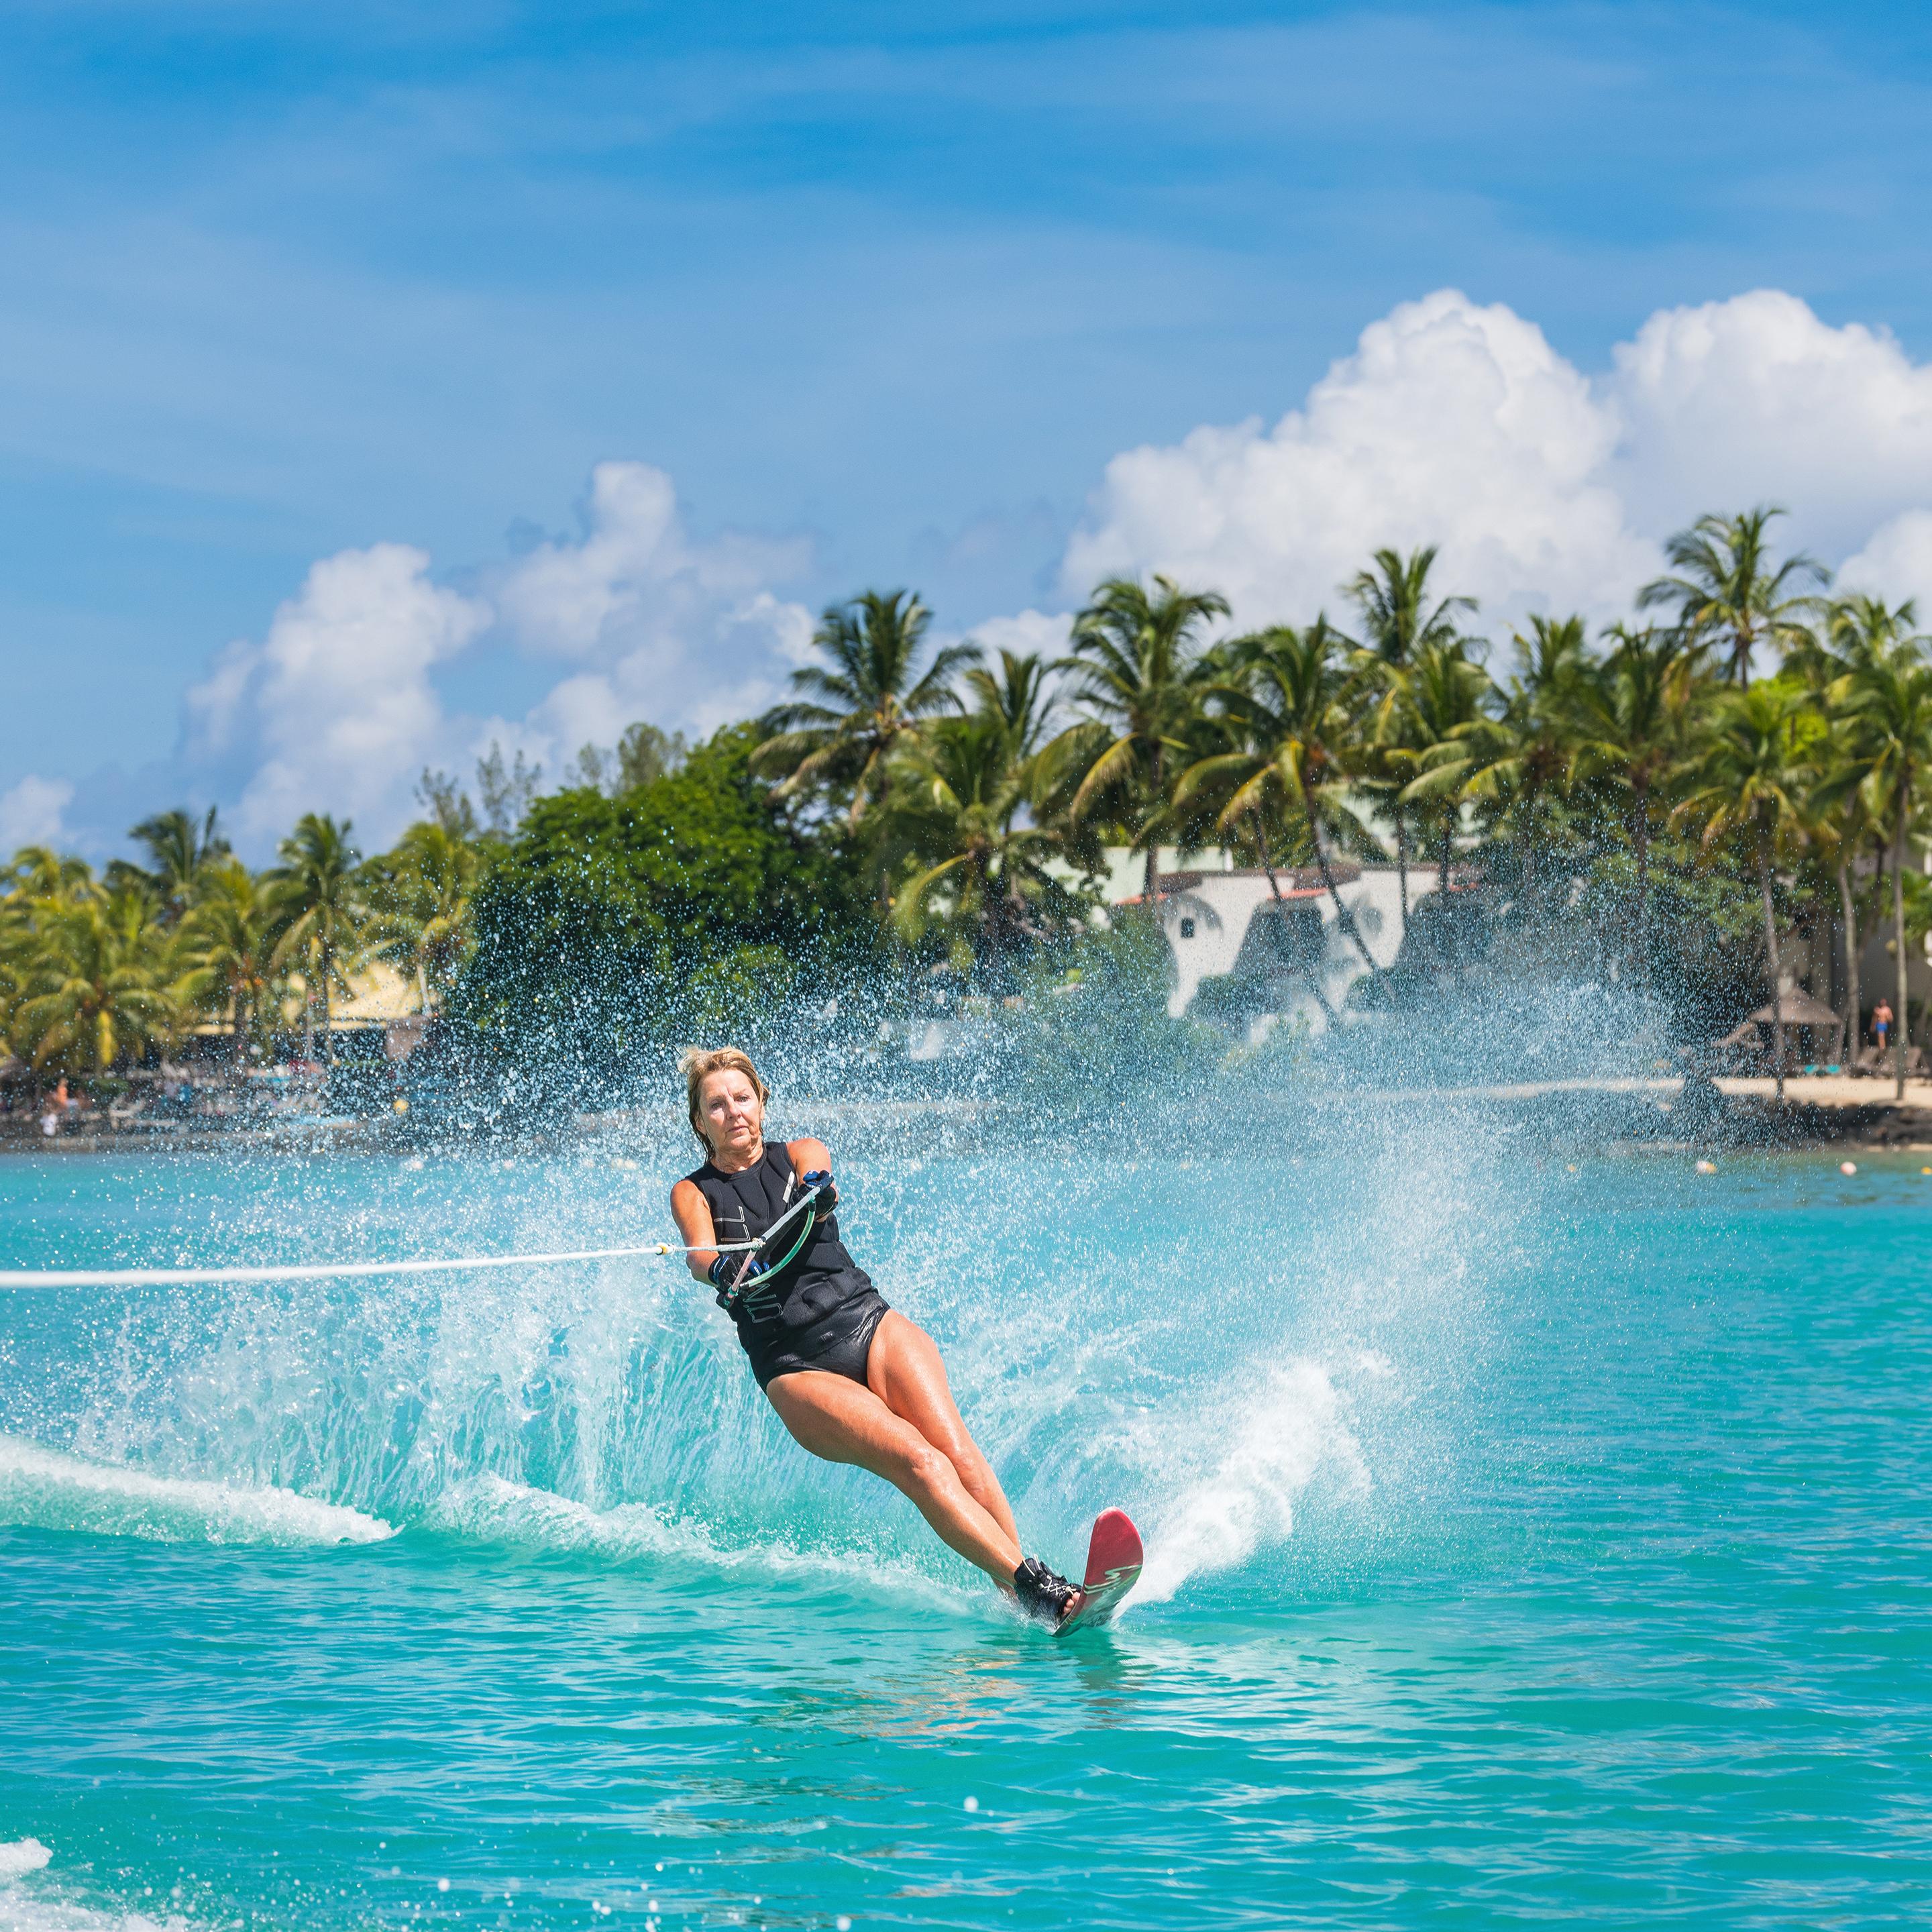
[{"left": 6, "top": 502, "right": 1932, "bottom": 1096}]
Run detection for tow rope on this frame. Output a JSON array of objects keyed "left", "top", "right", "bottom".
[{"left": 0, "top": 1185, "right": 824, "bottom": 1292}]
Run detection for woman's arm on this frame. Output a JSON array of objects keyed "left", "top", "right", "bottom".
[
  {"left": 786, "top": 1136, "right": 832, "bottom": 1183},
  {"left": 669, "top": 1178, "right": 719, "bottom": 1284}
]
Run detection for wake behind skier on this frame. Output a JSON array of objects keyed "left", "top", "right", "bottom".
[{"left": 667, "top": 1046, "right": 1081, "bottom": 1625}]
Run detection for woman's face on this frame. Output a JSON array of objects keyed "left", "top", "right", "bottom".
[{"left": 698, "top": 1069, "right": 763, "bottom": 1161}]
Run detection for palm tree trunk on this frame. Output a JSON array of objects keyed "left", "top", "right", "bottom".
[
  {"left": 233, "top": 989, "right": 248, "bottom": 1071},
  {"left": 1437, "top": 815, "right": 1452, "bottom": 895},
  {"left": 1395, "top": 811, "right": 1410, "bottom": 922},
  {"left": 1837, "top": 861, "right": 1860, "bottom": 1069},
  {"left": 1142, "top": 843, "right": 1160, "bottom": 906},
  {"left": 1756, "top": 824, "right": 1784, "bottom": 1104},
  {"left": 301, "top": 977, "right": 315, "bottom": 1065},
  {"left": 1309, "top": 810, "right": 1381, "bottom": 982},
  {"left": 1894, "top": 800, "right": 1911, "bottom": 1100}
]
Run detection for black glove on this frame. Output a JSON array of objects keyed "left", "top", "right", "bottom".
[
  {"left": 800, "top": 1169, "right": 840, "bottom": 1216},
  {"left": 709, "top": 1249, "right": 766, "bottom": 1309}
]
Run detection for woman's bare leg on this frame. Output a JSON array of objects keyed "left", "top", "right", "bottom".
[
  {"left": 765, "top": 1368, "right": 1022, "bottom": 1586},
  {"left": 865, "top": 1312, "right": 1022, "bottom": 1550}
]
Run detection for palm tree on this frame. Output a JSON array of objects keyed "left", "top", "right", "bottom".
[
  {"left": 1385, "top": 639, "right": 1502, "bottom": 896},
  {"left": 1458, "top": 614, "right": 1593, "bottom": 895},
  {"left": 1672, "top": 685, "right": 1818, "bottom": 1101},
  {"left": 6, "top": 847, "right": 93, "bottom": 898},
  {"left": 367, "top": 820, "right": 482, "bottom": 1014},
  {"left": 176, "top": 859, "right": 280, "bottom": 1067},
  {"left": 753, "top": 590, "right": 978, "bottom": 826},
  {"left": 888, "top": 708, "right": 1089, "bottom": 969},
  {"left": 963, "top": 649, "right": 1055, "bottom": 758},
  {"left": 266, "top": 814, "right": 369, "bottom": 1067},
  {"left": 1046, "top": 575, "right": 1230, "bottom": 904},
  {"left": 1174, "top": 618, "right": 1384, "bottom": 986},
  {"left": 15, "top": 890, "right": 180, "bottom": 1073},
  {"left": 1559, "top": 625, "right": 1699, "bottom": 964},
  {"left": 1833, "top": 633, "right": 1932, "bottom": 1097},
  {"left": 110, "top": 806, "right": 229, "bottom": 922},
  {"left": 1638, "top": 506, "right": 1829, "bottom": 688},
  {"left": 1346, "top": 545, "right": 1478, "bottom": 913}
]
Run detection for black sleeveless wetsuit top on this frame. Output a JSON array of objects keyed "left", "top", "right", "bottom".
[{"left": 688, "top": 1142, "right": 888, "bottom": 1388}]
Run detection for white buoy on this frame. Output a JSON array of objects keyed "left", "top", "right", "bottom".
[
  {"left": 1696, "top": 1159, "right": 1717, "bottom": 1175},
  {"left": 1841, "top": 1161, "right": 1858, "bottom": 1175}
]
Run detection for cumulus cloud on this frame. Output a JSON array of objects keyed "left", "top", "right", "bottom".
[
  {"left": 1062, "top": 289, "right": 1658, "bottom": 639},
  {"left": 497, "top": 459, "right": 813, "bottom": 700},
  {"left": 0, "top": 775, "right": 74, "bottom": 852},
  {"left": 1608, "top": 292, "right": 1932, "bottom": 553},
  {"left": 160, "top": 463, "right": 821, "bottom": 853},
  {"left": 1059, "top": 286, "right": 1932, "bottom": 651},
  {"left": 185, "top": 543, "right": 489, "bottom": 845},
  {"left": 1834, "top": 511, "right": 1932, "bottom": 620}
]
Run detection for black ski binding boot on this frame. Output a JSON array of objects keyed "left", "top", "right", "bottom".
[{"left": 1013, "top": 1556, "right": 1082, "bottom": 1628}]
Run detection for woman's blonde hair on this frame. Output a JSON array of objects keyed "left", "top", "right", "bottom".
[{"left": 679, "top": 1046, "right": 769, "bottom": 1152}]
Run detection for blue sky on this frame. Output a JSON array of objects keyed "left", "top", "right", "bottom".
[{"left": 8, "top": 0, "right": 1932, "bottom": 853}]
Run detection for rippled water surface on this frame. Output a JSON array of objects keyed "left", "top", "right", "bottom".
[{"left": 2, "top": 1122, "right": 1929, "bottom": 1929}]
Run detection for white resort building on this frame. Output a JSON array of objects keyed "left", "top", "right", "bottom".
[{"left": 1095, "top": 845, "right": 1448, "bottom": 1033}]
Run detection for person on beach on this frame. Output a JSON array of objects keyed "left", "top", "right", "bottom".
[
  {"left": 1873, "top": 999, "right": 1893, "bottom": 1057},
  {"left": 669, "top": 1046, "right": 1082, "bottom": 1625}
]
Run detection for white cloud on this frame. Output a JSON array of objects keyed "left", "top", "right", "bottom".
[
  {"left": 1062, "top": 288, "right": 1658, "bottom": 639},
  {"left": 477, "top": 460, "right": 826, "bottom": 779},
  {"left": 1830, "top": 511, "right": 1932, "bottom": 622},
  {"left": 961, "top": 607, "right": 1073, "bottom": 661},
  {"left": 1607, "top": 292, "right": 1932, "bottom": 553},
  {"left": 0, "top": 775, "right": 74, "bottom": 853},
  {"left": 1059, "top": 286, "right": 1932, "bottom": 651},
  {"left": 167, "top": 464, "right": 818, "bottom": 851},
  {"left": 186, "top": 542, "right": 488, "bottom": 846}
]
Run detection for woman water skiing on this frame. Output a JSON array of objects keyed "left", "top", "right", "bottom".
[{"left": 669, "top": 1046, "right": 1083, "bottom": 1625}]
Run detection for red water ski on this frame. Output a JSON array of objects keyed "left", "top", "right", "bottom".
[{"left": 1055, "top": 1507, "right": 1143, "bottom": 1635}]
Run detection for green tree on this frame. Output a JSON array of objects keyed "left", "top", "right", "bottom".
[
  {"left": 753, "top": 590, "right": 977, "bottom": 827},
  {"left": 176, "top": 858, "right": 281, "bottom": 1066},
  {"left": 1456, "top": 614, "right": 1593, "bottom": 898},
  {"left": 1558, "top": 625, "right": 1699, "bottom": 963},
  {"left": 1638, "top": 505, "right": 1829, "bottom": 688},
  {"left": 267, "top": 814, "right": 370, "bottom": 1067},
  {"left": 1346, "top": 545, "right": 1478, "bottom": 912},
  {"left": 1831, "top": 633, "right": 1932, "bottom": 1096},
  {"left": 458, "top": 725, "right": 875, "bottom": 1066},
  {"left": 888, "top": 702, "right": 1093, "bottom": 972},
  {"left": 1173, "top": 618, "right": 1383, "bottom": 987},
  {"left": 1046, "top": 574, "right": 1230, "bottom": 904},
  {"left": 1672, "top": 684, "right": 1819, "bottom": 1099},
  {"left": 108, "top": 806, "right": 229, "bottom": 921},
  {"left": 14, "top": 890, "right": 180, "bottom": 1074},
  {"left": 963, "top": 649, "right": 1055, "bottom": 758},
  {"left": 366, "top": 820, "right": 484, "bottom": 1014},
  {"left": 1385, "top": 639, "right": 1501, "bottom": 895}
]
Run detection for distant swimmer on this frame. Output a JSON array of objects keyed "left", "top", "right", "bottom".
[{"left": 669, "top": 1046, "right": 1138, "bottom": 1630}]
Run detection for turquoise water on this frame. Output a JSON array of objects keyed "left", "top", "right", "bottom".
[{"left": 2, "top": 1122, "right": 1930, "bottom": 1929}]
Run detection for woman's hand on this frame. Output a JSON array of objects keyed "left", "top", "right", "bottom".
[
  {"left": 800, "top": 1169, "right": 840, "bottom": 1215},
  {"left": 709, "top": 1250, "right": 767, "bottom": 1309}
]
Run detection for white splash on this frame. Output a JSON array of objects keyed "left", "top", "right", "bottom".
[
  {"left": 0, "top": 1843, "right": 52, "bottom": 1881},
  {"left": 1132, "top": 1358, "right": 1370, "bottom": 1605},
  {"left": 0, "top": 1436, "right": 396, "bottom": 1548}
]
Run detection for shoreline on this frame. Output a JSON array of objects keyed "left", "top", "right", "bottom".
[{"left": 6, "top": 1077, "right": 1932, "bottom": 1156}]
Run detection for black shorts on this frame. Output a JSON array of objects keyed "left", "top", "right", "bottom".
[{"left": 745, "top": 1292, "right": 891, "bottom": 1391}]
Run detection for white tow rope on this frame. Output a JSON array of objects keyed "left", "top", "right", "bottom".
[{"left": 0, "top": 1198, "right": 822, "bottom": 1291}]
